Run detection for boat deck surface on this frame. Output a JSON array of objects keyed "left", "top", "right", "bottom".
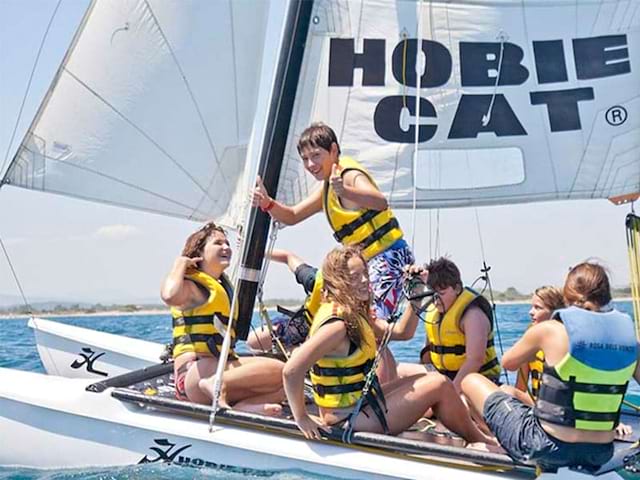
[{"left": 91, "top": 363, "right": 640, "bottom": 477}]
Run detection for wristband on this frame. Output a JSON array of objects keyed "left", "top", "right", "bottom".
[{"left": 260, "top": 198, "right": 275, "bottom": 212}]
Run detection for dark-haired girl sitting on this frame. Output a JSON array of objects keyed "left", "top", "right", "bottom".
[{"left": 161, "top": 222, "right": 284, "bottom": 415}]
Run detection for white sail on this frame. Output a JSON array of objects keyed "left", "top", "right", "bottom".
[
  {"left": 279, "top": 0, "right": 640, "bottom": 209},
  {"left": 3, "top": 0, "right": 270, "bottom": 225}
]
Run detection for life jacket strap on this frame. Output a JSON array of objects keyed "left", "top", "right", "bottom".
[
  {"left": 567, "top": 376, "right": 629, "bottom": 395},
  {"left": 424, "top": 338, "right": 495, "bottom": 356},
  {"left": 358, "top": 218, "right": 400, "bottom": 250},
  {"left": 312, "top": 362, "right": 370, "bottom": 377},
  {"left": 313, "top": 381, "right": 366, "bottom": 397},
  {"left": 536, "top": 398, "right": 622, "bottom": 424},
  {"left": 364, "top": 375, "right": 390, "bottom": 435},
  {"left": 480, "top": 357, "right": 500, "bottom": 373},
  {"left": 332, "top": 209, "right": 380, "bottom": 242},
  {"left": 174, "top": 333, "right": 222, "bottom": 345},
  {"left": 173, "top": 314, "right": 229, "bottom": 327},
  {"left": 435, "top": 357, "right": 500, "bottom": 379}
]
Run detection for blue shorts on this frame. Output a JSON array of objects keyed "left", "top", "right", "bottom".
[{"left": 483, "top": 391, "right": 614, "bottom": 472}]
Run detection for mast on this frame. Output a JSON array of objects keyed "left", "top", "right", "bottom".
[{"left": 235, "top": 0, "right": 314, "bottom": 339}]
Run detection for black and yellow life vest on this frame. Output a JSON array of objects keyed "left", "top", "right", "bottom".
[
  {"left": 528, "top": 350, "right": 545, "bottom": 399},
  {"left": 302, "top": 269, "right": 323, "bottom": 325},
  {"left": 309, "top": 302, "right": 378, "bottom": 409},
  {"left": 171, "top": 271, "right": 237, "bottom": 360},
  {"left": 423, "top": 287, "right": 501, "bottom": 380},
  {"left": 535, "top": 306, "right": 637, "bottom": 431},
  {"left": 322, "top": 156, "right": 403, "bottom": 260}
]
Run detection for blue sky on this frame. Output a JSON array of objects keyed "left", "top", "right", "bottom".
[{"left": 0, "top": 0, "right": 633, "bottom": 306}]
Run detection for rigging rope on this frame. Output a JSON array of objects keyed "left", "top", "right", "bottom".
[
  {"left": 481, "top": 31, "right": 508, "bottom": 127},
  {"left": 254, "top": 221, "right": 289, "bottom": 359},
  {"left": 0, "top": 235, "right": 32, "bottom": 316},
  {"left": 1, "top": 0, "right": 62, "bottom": 179},
  {"left": 625, "top": 210, "right": 640, "bottom": 342},
  {"left": 472, "top": 208, "right": 509, "bottom": 385},
  {"left": 341, "top": 277, "right": 413, "bottom": 443},
  {"left": 208, "top": 182, "right": 257, "bottom": 430},
  {"left": 410, "top": 0, "right": 425, "bottom": 252},
  {"left": 142, "top": 0, "right": 235, "bottom": 211}
]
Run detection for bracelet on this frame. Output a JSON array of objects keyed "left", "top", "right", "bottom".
[{"left": 260, "top": 198, "right": 275, "bottom": 213}]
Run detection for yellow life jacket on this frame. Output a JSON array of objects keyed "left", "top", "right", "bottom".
[
  {"left": 302, "top": 269, "right": 323, "bottom": 325},
  {"left": 424, "top": 287, "right": 501, "bottom": 380},
  {"left": 322, "top": 156, "right": 403, "bottom": 260},
  {"left": 309, "top": 302, "right": 377, "bottom": 409},
  {"left": 528, "top": 350, "right": 545, "bottom": 399},
  {"left": 171, "top": 271, "right": 237, "bottom": 360}
]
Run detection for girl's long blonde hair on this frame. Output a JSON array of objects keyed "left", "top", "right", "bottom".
[
  {"left": 533, "top": 285, "right": 565, "bottom": 312},
  {"left": 321, "top": 246, "right": 370, "bottom": 347}
]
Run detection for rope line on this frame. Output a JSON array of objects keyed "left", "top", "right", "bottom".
[
  {"left": 1, "top": 0, "right": 63, "bottom": 179},
  {"left": 14, "top": 144, "right": 204, "bottom": 215},
  {"left": 625, "top": 211, "right": 640, "bottom": 342},
  {"left": 0, "top": 235, "right": 32, "bottom": 315},
  {"left": 142, "top": 1, "right": 235, "bottom": 216},
  {"left": 255, "top": 222, "right": 290, "bottom": 359},
  {"left": 63, "top": 69, "right": 218, "bottom": 207},
  {"left": 481, "top": 31, "right": 507, "bottom": 127},
  {"left": 410, "top": 0, "right": 425, "bottom": 252}
]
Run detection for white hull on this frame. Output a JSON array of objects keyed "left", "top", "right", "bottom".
[
  {"left": 1, "top": 367, "right": 635, "bottom": 479},
  {"left": 28, "top": 317, "right": 164, "bottom": 378}
]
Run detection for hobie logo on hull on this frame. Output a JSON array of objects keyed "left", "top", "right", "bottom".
[
  {"left": 70, "top": 347, "right": 108, "bottom": 377},
  {"left": 139, "top": 438, "right": 192, "bottom": 464},
  {"left": 139, "top": 438, "right": 270, "bottom": 474},
  {"left": 328, "top": 34, "right": 633, "bottom": 142}
]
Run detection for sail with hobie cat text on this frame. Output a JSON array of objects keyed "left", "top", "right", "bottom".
[{"left": 277, "top": 0, "right": 640, "bottom": 209}]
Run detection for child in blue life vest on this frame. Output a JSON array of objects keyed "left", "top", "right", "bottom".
[{"left": 462, "top": 262, "right": 640, "bottom": 472}]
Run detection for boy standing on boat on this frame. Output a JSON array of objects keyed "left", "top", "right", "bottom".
[
  {"left": 462, "top": 261, "right": 640, "bottom": 472},
  {"left": 253, "top": 123, "right": 414, "bottom": 381}
]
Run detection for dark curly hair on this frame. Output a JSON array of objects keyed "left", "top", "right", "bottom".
[
  {"left": 425, "top": 256, "right": 462, "bottom": 291},
  {"left": 181, "top": 221, "right": 227, "bottom": 269}
]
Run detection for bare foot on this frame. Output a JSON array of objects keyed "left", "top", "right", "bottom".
[
  {"left": 235, "top": 402, "right": 283, "bottom": 417},
  {"left": 467, "top": 442, "right": 506, "bottom": 454}
]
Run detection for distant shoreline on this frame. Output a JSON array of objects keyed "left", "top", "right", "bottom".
[
  {"left": 1, "top": 297, "right": 634, "bottom": 320},
  {"left": 0, "top": 308, "right": 170, "bottom": 320}
]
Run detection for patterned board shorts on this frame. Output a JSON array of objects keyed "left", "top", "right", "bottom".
[{"left": 368, "top": 241, "right": 415, "bottom": 320}]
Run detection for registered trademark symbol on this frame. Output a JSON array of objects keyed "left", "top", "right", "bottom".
[{"left": 605, "top": 106, "right": 627, "bottom": 126}]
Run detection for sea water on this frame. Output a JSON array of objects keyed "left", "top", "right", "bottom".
[{"left": 1, "top": 302, "right": 639, "bottom": 479}]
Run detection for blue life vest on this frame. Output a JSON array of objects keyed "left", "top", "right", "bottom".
[{"left": 534, "top": 306, "right": 638, "bottom": 431}]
